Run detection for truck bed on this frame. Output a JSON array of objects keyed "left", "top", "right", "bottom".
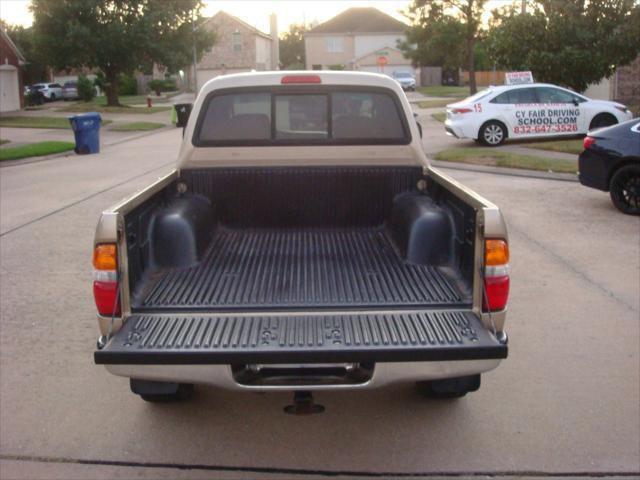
[{"left": 135, "top": 227, "right": 465, "bottom": 311}]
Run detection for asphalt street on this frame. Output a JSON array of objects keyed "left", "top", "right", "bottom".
[{"left": 0, "top": 127, "right": 638, "bottom": 479}]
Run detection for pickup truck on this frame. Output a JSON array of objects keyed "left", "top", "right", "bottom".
[{"left": 93, "top": 72, "right": 509, "bottom": 405}]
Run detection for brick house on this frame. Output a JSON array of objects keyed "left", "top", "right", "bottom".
[
  {"left": 194, "top": 11, "right": 279, "bottom": 91},
  {"left": 0, "top": 27, "right": 26, "bottom": 112},
  {"left": 304, "top": 7, "right": 416, "bottom": 81}
]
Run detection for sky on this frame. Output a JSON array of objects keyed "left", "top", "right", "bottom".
[{"left": 0, "top": 0, "right": 516, "bottom": 33}]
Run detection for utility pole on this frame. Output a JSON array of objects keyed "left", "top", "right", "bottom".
[{"left": 192, "top": 10, "right": 198, "bottom": 93}]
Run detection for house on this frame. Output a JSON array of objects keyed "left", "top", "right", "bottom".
[
  {"left": 304, "top": 7, "right": 416, "bottom": 81},
  {"left": 0, "top": 27, "right": 26, "bottom": 112},
  {"left": 194, "top": 11, "right": 279, "bottom": 91}
]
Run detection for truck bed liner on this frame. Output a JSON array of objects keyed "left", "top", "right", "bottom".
[
  {"left": 95, "top": 311, "right": 506, "bottom": 365},
  {"left": 136, "top": 228, "right": 467, "bottom": 311}
]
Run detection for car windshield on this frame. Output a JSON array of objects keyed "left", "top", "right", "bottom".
[
  {"left": 394, "top": 72, "right": 412, "bottom": 78},
  {"left": 31, "top": 85, "right": 45, "bottom": 90},
  {"left": 461, "top": 89, "right": 493, "bottom": 103}
]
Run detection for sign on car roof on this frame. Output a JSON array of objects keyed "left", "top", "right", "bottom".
[{"left": 505, "top": 71, "right": 534, "bottom": 85}]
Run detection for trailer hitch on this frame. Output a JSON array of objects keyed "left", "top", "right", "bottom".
[{"left": 284, "top": 391, "right": 325, "bottom": 415}]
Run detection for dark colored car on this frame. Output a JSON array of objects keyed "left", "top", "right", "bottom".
[{"left": 579, "top": 119, "right": 640, "bottom": 215}]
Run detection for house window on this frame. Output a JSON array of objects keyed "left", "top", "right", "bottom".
[
  {"left": 325, "top": 37, "right": 343, "bottom": 53},
  {"left": 232, "top": 31, "right": 242, "bottom": 52}
]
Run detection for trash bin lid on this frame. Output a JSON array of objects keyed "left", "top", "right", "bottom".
[{"left": 68, "top": 112, "right": 101, "bottom": 130}]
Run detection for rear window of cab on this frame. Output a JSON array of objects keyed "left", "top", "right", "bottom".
[{"left": 194, "top": 88, "right": 409, "bottom": 146}]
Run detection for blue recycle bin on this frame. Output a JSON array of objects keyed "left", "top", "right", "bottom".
[{"left": 68, "top": 112, "right": 101, "bottom": 154}]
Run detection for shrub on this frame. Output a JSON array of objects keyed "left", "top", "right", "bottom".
[
  {"left": 118, "top": 73, "right": 137, "bottom": 95},
  {"left": 148, "top": 79, "right": 164, "bottom": 96},
  {"left": 77, "top": 74, "right": 95, "bottom": 102}
]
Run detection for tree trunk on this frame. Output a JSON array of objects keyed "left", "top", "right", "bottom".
[
  {"left": 467, "top": 35, "right": 477, "bottom": 94},
  {"left": 105, "top": 70, "right": 120, "bottom": 107}
]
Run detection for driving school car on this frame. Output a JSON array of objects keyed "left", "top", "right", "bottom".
[{"left": 444, "top": 83, "right": 633, "bottom": 146}]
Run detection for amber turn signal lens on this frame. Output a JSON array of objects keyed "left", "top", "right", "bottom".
[
  {"left": 485, "top": 239, "right": 509, "bottom": 266},
  {"left": 93, "top": 243, "right": 117, "bottom": 270}
]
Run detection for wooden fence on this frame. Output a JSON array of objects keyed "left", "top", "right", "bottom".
[{"left": 462, "top": 71, "right": 506, "bottom": 86}]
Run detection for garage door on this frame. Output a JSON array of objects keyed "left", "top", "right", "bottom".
[{"left": 0, "top": 64, "right": 20, "bottom": 112}]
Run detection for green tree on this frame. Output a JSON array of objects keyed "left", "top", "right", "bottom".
[
  {"left": 0, "top": 21, "right": 48, "bottom": 85},
  {"left": 31, "top": 0, "right": 215, "bottom": 106},
  {"left": 401, "top": 0, "right": 487, "bottom": 93},
  {"left": 399, "top": 3, "right": 466, "bottom": 73},
  {"left": 280, "top": 23, "right": 306, "bottom": 69},
  {"left": 488, "top": 0, "right": 640, "bottom": 92}
]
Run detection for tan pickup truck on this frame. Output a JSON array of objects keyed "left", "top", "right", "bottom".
[{"left": 93, "top": 71, "right": 509, "bottom": 406}]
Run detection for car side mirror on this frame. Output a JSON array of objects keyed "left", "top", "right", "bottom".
[{"left": 572, "top": 99, "right": 579, "bottom": 106}]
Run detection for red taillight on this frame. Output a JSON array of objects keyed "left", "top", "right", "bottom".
[
  {"left": 483, "top": 239, "right": 510, "bottom": 312},
  {"left": 281, "top": 75, "right": 321, "bottom": 84},
  {"left": 483, "top": 275, "right": 510, "bottom": 311},
  {"left": 93, "top": 280, "right": 121, "bottom": 316},
  {"left": 451, "top": 108, "right": 473, "bottom": 114},
  {"left": 93, "top": 243, "right": 120, "bottom": 316},
  {"left": 583, "top": 136, "right": 596, "bottom": 150}
]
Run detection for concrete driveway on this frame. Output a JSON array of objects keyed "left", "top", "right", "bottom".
[{"left": 0, "top": 129, "right": 638, "bottom": 478}]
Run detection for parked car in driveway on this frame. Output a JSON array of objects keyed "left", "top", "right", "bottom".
[
  {"left": 31, "top": 82, "right": 63, "bottom": 101},
  {"left": 391, "top": 71, "right": 416, "bottom": 91},
  {"left": 24, "top": 85, "right": 45, "bottom": 106},
  {"left": 62, "top": 81, "right": 79, "bottom": 100},
  {"left": 579, "top": 119, "right": 640, "bottom": 215},
  {"left": 445, "top": 83, "right": 633, "bottom": 146}
]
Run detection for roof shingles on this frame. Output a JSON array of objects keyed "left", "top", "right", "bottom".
[{"left": 308, "top": 7, "right": 408, "bottom": 35}]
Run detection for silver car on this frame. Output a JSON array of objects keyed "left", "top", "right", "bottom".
[{"left": 62, "top": 81, "right": 79, "bottom": 100}]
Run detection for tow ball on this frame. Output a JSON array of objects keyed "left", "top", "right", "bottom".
[{"left": 284, "top": 391, "right": 325, "bottom": 415}]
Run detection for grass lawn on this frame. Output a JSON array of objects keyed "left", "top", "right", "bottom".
[
  {"left": 92, "top": 95, "right": 175, "bottom": 106},
  {"left": 0, "top": 116, "right": 72, "bottom": 129},
  {"left": 520, "top": 139, "right": 584, "bottom": 155},
  {"left": 0, "top": 139, "right": 9, "bottom": 145},
  {"left": 58, "top": 103, "right": 171, "bottom": 114},
  {"left": 0, "top": 116, "right": 112, "bottom": 129},
  {"left": 434, "top": 147, "right": 578, "bottom": 174},
  {"left": 0, "top": 141, "right": 75, "bottom": 161},
  {"left": 431, "top": 112, "right": 446, "bottom": 123},
  {"left": 416, "top": 85, "right": 469, "bottom": 98},
  {"left": 417, "top": 99, "right": 455, "bottom": 109},
  {"left": 109, "top": 121, "right": 165, "bottom": 132}
]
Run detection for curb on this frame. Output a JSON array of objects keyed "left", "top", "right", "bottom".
[
  {"left": 431, "top": 160, "right": 578, "bottom": 182},
  {"left": 0, "top": 125, "right": 176, "bottom": 169}
]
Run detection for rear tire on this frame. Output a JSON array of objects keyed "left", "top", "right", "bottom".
[
  {"left": 589, "top": 113, "right": 617, "bottom": 130},
  {"left": 130, "top": 379, "right": 194, "bottom": 402},
  {"left": 416, "top": 374, "right": 481, "bottom": 399},
  {"left": 609, "top": 165, "right": 640, "bottom": 215},
  {"left": 479, "top": 121, "right": 506, "bottom": 146}
]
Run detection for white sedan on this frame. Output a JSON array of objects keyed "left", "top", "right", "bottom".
[{"left": 444, "top": 83, "right": 633, "bottom": 146}]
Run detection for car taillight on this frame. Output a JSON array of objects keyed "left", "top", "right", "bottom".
[
  {"left": 451, "top": 107, "right": 473, "bottom": 114},
  {"left": 483, "top": 239, "right": 510, "bottom": 312},
  {"left": 583, "top": 136, "right": 596, "bottom": 150},
  {"left": 93, "top": 243, "right": 120, "bottom": 316}
]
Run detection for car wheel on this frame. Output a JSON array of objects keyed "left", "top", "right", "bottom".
[
  {"left": 589, "top": 113, "right": 617, "bottom": 130},
  {"left": 130, "top": 379, "right": 194, "bottom": 402},
  {"left": 479, "top": 121, "right": 506, "bottom": 146},
  {"left": 609, "top": 165, "right": 640, "bottom": 215},
  {"left": 50, "top": 93, "right": 56, "bottom": 101},
  {"left": 416, "top": 375, "right": 481, "bottom": 399}
]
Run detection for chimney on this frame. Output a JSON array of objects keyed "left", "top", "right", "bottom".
[{"left": 270, "top": 13, "right": 279, "bottom": 70}]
